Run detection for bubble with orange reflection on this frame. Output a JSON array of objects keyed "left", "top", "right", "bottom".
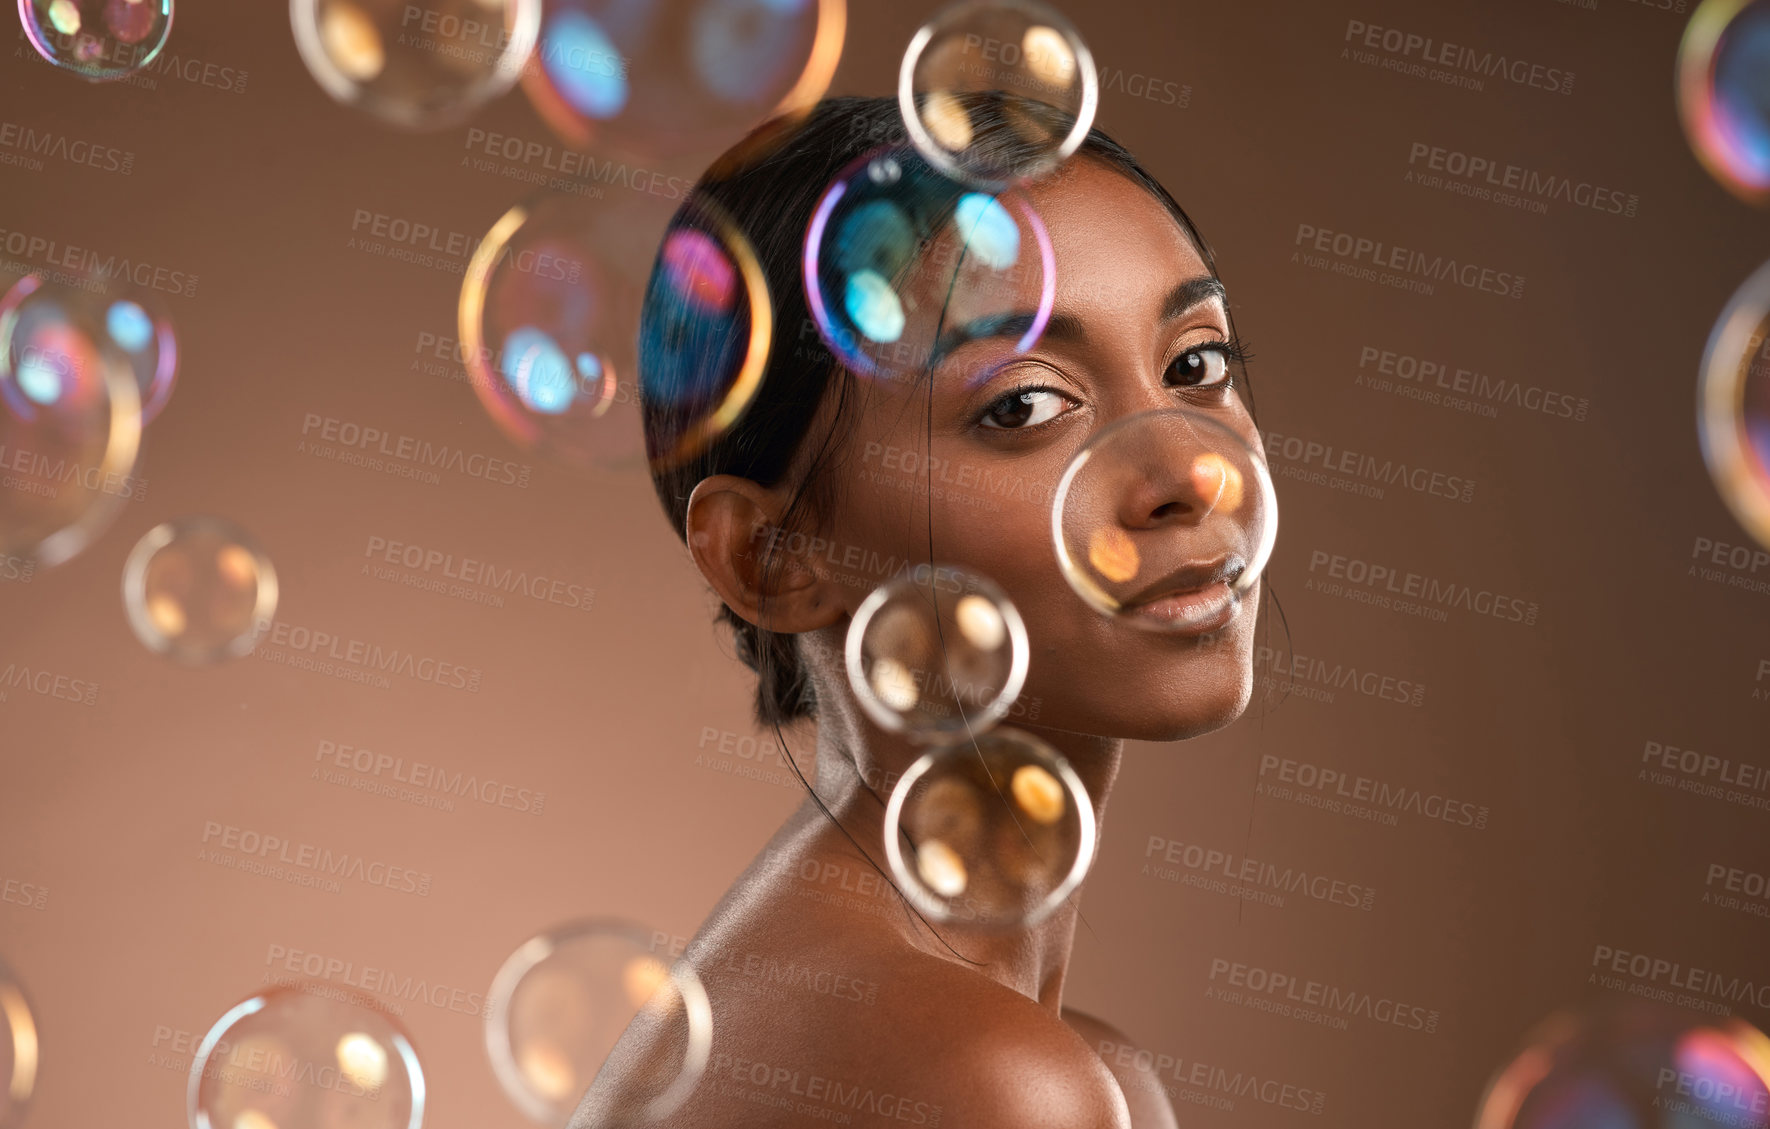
[
  {"left": 0, "top": 273, "right": 143, "bottom": 570},
  {"left": 1678, "top": 0, "right": 1770, "bottom": 206},
  {"left": 187, "top": 983, "right": 424, "bottom": 1129},
  {"left": 1699, "top": 258, "right": 1770, "bottom": 551},
  {"left": 640, "top": 196, "right": 773, "bottom": 470},
  {"left": 0, "top": 958, "right": 38, "bottom": 1129},
  {"left": 20, "top": 0, "right": 173, "bottom": 81},
  {"left": 844, "top": 565, "right": 1029, "bottom": 742},
  {"left": 899, "top": 0, "right": 1097, "bottom": 189},
  {"left": 1475, "top": 1000, "right": 1770, "bottom": 1129},
  {"left": 123, "top": 516, "right": 278, "bottom": 664},
  {"left": 291, "top": 0, "right": 540, "bottom": 129},
  {"left": 883, "top": 727, "right": 1094, "bottom": 931},
  {"left": 460, "top": 191, "right": 667, "bottom": 470},
  {"left": 523, "top": 0, "right": 845, "bottom": 158},
  {"left": 1053, "top": 407, "right": 1275, "bottom": 635},
  {"left": 486, "top": 919, "right": 711, "bottom": 1126}
]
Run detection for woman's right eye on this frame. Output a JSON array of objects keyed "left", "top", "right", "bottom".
[{"left": 978, "top": 388, "right": 1074, "bottom": 430}]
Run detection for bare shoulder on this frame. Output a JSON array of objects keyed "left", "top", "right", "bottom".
[{"left": 1061, "top": 1008, "right": 1180, "bottom": 1129}]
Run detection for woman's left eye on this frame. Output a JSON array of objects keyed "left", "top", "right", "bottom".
[
  {"left": 1166, "top": 345, "right": 1232, "bottom": 388},
  {"left": 978, "top": 387, "right": 1073, "bottom": 430}
]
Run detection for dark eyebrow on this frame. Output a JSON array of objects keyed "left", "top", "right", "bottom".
[{"left": 930, "top": 274, "right": 1228, "bottom": 365}]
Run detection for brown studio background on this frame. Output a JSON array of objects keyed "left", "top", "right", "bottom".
[{"left": 2, "top": 0, "right": 1768, "bottom": 1124}]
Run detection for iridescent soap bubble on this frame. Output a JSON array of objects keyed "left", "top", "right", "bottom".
[
  {"left": 883, "top": 727, "right": 1093, "bottom": 930},
  {"left": 19, "top": 0, "right": 174, "bottom": 81},
  {"left": 188, "top": 983, "right": 424, "bottom": 1129},
  {"left": 1700, "top": 258, "right": 1770, "bottom": 550},
  {"left": 1474, "top": 999, "right": 1770, "bottom": 1129},
  {"left": 804, "top": 145, "right": 1055, "bottom": 381},
  {"left": 1679, "top": 0, "right": 1770, "bottom": 205},
  {"left": 291, "top": 0, "right": 541, "bottom": 129},
  {"left": 460, "top": 191, "right": 671, "bottom": 470},
  {"left": 122, "top": 516, "right": 278, "bottom": 664},
  {"left": 1053, "top": 407, "right": 1276, "bottom": 635},
  {"left": 899, "top": 0, "right": 1097, "bottom": 189},
  {"left": 0, "top": 274, "right": 143, "bottom": 570},
  {"left": 846, "top": 565, "right": 1028, "bottom": 742},
  {"left": 0, "top": 959, "right": 38, "bottom": 1129},
  {"left": 640, "top": 197, "right": 773, "bottom": 469},
  {"left": 523, "top": 0, "right": 845, "bottom": 158},
  {"left": 486, "top": 919, "right": 712, "bottom": 1126}
]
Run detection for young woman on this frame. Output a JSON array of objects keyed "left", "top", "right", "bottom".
[{"left": 582, "top": 94, "right": 1262, "bottom": 1129}]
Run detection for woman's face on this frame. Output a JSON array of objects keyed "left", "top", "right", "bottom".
[{"left": 804, "top": 156, "right": 1263, "bottom": 743}]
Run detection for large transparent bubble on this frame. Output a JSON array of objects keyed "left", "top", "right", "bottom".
[
  {"left": 1699, "top": 257, "right": 1770, "bottom": 550},
  {"left": 123, "top": 516, "right": 279, "bottom": 664},
  {"left": 19, "top": 0, "right": 174, "bottom": 81},
  {"left": 1053, "top": 407, "right": 1276, "bottom": 634}
]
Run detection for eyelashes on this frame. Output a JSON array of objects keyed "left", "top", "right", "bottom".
[{"left": 974, "top": 337, "right": 1251, "bottom": 431}]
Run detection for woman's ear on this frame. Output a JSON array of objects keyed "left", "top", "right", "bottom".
[{"left": 684, "top": 474, "right": 846, "bottom": 634}]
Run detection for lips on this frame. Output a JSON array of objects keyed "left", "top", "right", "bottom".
[{"left": 1122, "top": 555, "right": 1244, "bottom": 633}]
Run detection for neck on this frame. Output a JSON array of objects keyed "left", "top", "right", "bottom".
[{"left": 792, "top": 627, "right": 1124, "bottom": 1013}]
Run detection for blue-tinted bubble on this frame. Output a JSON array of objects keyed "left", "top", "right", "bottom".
[
  {"left": 106, "top": 300, "right": 153, "bottom": 352},
  {"left": 1475, "top": 1001, "right": 1770, "bottom": 1129},
  {"left": 20, "top": 0, "right": 173, "bottom": 82},
  {"left": 1680, "top": 0, "right": 1770, "bottom": 204},
  {"left": 804, "top": 145, "right": 1054, "bottom": 381},
  {"left": 640, "top": 200, "right": 773, "bottom": 469},
  {"left": 501, "top": 326, "right": 578, "bottom": 415},
  {"left": 524, "top": 0, "right": 843, "bottom": 157}
]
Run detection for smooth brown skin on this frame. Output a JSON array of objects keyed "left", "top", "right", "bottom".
[{"left": 575, "top": 158, "right": 1261, "bottom": 1129}]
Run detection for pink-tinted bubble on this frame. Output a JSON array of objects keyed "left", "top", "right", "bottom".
[
  {"left": 1679, "top": 0, "right": 1770, "bottom": 205},
  {"left": 19, "top": 0, "right": 173, "bottom": 81}
]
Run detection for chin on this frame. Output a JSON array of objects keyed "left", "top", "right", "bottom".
[{"left": 1038, "top": 667, "right": 1255, "bottom": 744}]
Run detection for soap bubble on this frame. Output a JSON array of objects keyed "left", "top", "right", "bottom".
[
  {"left": 846, "top": 565, "right": 1029, "bottom": 742},
  {"left": 460, "top": 191, "right": 672, "bottom": 469},
  {"left": 899, "top": 0, "right": 1097, "bottom": 189},
  {"left": 122, "top": 516, "right": 279, "bottom": 664},
  {"left": 0, "top": 273, "right": 143, "bottom": 569},
  {"left": 804, "top": 145, "right": 1055, "bottom": 381},
  {"left": 523, "top": 0, "right": 845, "bottom": 158},
  {"left": 188, "top": 983, "right": 424, "bottom": 1129},
  {"left": 291, "top": 0, "right": 541, "bottom": 129},
  {"left": 1679, "top": 0, "right": 1770, "bottom": 205},
  {"left": 19, "top": 0, "right": 174, "bottom": 81},
  {"left": 0, "top": 959, "right": 38, "bottom": 1129},
  {"left": 883, "top": 727, "right": 1093, "bottom": 930},
  {"left": 99, "top": 289, "right": 178, "bottom": 425},
  {"left": 1699, "top": 257, "right": 1770, "bottom": 550},
  {"left": 640, "top": 196, "right": 773, "bottom": 469},
  {"left": 1053, "top": 407, "right": 1276, "bottom": 634},
  {"left": 486, "top": 919, "right": 712, "bottom": 1126},
  {"left": 1474, "top": 999, "right": 1770, "bottom": 1129}
]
